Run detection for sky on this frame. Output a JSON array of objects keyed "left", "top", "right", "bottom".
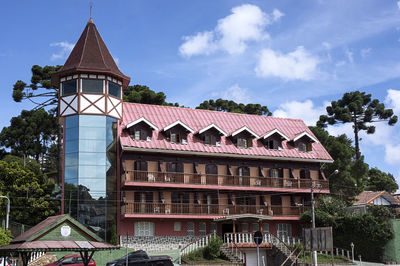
[{"left": 0, "top": 0, "right": 400, "bottom": 185}]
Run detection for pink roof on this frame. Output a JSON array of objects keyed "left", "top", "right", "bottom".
[{"left": 120, "top": 103, "right": 333, "bottom": 162}]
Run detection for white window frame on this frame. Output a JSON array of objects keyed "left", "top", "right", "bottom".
[
  {"left": 262, "top": 223, "right": 270, "bottom": 233},
  {"left": 199, "top": 222, "right": 206, "bottom": 235},
  {"left": 241, "top": 223, "right": 249, "bottom": 233},
  {"left": 174, "top": 222, "right": 182, "bottom": 231},
  {"left": 187, "top": 222, "right": 195, "bottom": 236},
  {"left": 134, "top": 222, "right": 155, "bottom": 236},
  {"left": 276, "top": 223, "right": 291, "bottom": 239}
]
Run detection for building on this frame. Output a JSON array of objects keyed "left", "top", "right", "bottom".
[
  {"left": 349, "top": 191, "right": 400, "bottom": 214},
  {"left": 52, "top": 19, "right": 333, "bottom": 249}
]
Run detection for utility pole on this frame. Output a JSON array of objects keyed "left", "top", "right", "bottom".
[
  {"left": 311, "top": 179, "right": 317, "bottom": 266},
  {"left": 0, "top": 196, "right": 10, "bottom": 230}
]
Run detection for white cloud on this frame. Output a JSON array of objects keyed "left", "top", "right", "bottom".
[
  {"left": 273, "top": 99, "right": 327, "bottom": 126},
  {"left": 360, "top": 48, "right": 371, "bottom": 58},
  {"left": 255, "top": 46, "right": 320, "bottom": 81},
  {"left": 397, "top": 1, "right": 400, "bottom": 10},
  {"left": 179, "top": 31, "right": 217, "bottom": 57},
  {"left": 179, "top": 4, "right": 271, "bottom": 56},
  {"left": 335, "top": 60, "right": 346, "bottom": 67},
  {"left": 345, "top": 48, "right": 354, "bottom": 64},
  {"left": 385, "top": 144, "right": 400, "bottom": 164},
  {"left": 322, "top": 42, "right": 331, "bottom": 50},
  {"left": 272, "top": 9, "right": 284, "bottom": 21},
  {"left": 386, "top": 89, "right": 400, "bottom": 114},
  {"left": 50, "top": 41, "right": 74, "bottom": 61},
  {"left": 220, "top": 84, "right": 251, "bottom": 104}
]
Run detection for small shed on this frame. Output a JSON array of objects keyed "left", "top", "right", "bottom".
[{"left": 0, "top": 214, "right": 118, "bottom": 266}]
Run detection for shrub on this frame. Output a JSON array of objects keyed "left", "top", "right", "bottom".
[{"left": 203, "top": 237, "right": 223, "bottom": 260}]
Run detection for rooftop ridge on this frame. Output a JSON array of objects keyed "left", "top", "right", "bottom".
[{"left": 123, "top": 102, "right": 305, "bottom": 123}]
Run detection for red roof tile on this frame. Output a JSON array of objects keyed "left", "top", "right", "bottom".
[{"left": 120, "top": 103, "right": 333, "bottom": 162}]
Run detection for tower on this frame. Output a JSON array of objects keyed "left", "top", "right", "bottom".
[{"left": 52, "top": 18, "right": 130, "bottom": 242}]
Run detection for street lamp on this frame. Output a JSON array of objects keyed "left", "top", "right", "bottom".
[
  {"left": 0, "top": 196, "right": 10, "bottom": 230},
  {"left": 350, "top": 242, "right": 354, "bottom": 262}
]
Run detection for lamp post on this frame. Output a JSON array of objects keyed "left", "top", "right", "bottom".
[
  {"left": 0, "top": 196, "right": 10, "bottom": 230},
  {"left": 350, "top": 242, "right": 354, "bottom": 262}
]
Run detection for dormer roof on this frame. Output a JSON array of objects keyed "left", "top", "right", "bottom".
[
  {"left": 163, "top": 120, "right": 194, "bottom": 133},
  {"left": 293, "top": 131, "right": 318, "bottom": 143},
  {"left": 198, "top": 123, "right": 228, "bottom": 136},
  {"left": 262, "top": 128, "right": 290, "bottom": 141},
  {"left": 126, "top": 117, "right": 158, "bottom": 131},
  {"left": 231, "top": 126, "right": 260, "bottom": 139},
  {"left": 52, "top": 19, "right": 130, "bottom": 88}
]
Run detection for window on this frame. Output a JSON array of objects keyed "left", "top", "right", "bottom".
[
  {"left": 252, "top": 223, "right": 259, "bottom": 232},
  {"left": 298, "top": 142, "right": 312, "bottom": 152},
  {"left": 276, "top": 223, "right": 291, "bottom": 238},
  {"left": 62, "top": 79, "right": 77, "bottom": 96},
  {"left": 300, "top": 169, "right": 309, "bottom": 179},
  {"left": 134, "top": 130, "right": 141, "bottom": 140},
  {"left": 187, "top": 222, "right": 194, "bottom": 236},
  {"left": 170, "top": 132, "right": 181, "bottom": 144},
  {"left": 108, "top": 81, "right": 121, "bottom": 98},
  {"left": 204, "top": 134, "right": 218, "bottom": 146},
  {"left": 134, "top": 222, "right": 154, "bottom": 236},
  {"left": 268, "top": 139, "right": 275, "bottom": 149},
  {"left": 242, "top": 223, "right": 249, "bottom": 233},
  {"left": 262, "top": 223, "right": 270, "bottom": 233},
  {"left": 174, "top": 222, "right": 182, "bottom": 231},
  {"left": 238, "top": 167, "right": 250, "bottom": 176},
  {"left": 237, "top": 137, "right": 253, "bottom": 148},
  {"left": 199, "top": 222, "right": 206, "bottom": 235},
  {"left": 270, "top": 168, "right": 280, "bottom": 178},
  {"left": 82, "top": 79, "right": 103, "bottom": 93}
]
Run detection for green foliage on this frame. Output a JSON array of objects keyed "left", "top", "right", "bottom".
[
  {"left": 182, "top": 248, "right": 205, "bottom": 262},
  {"left": 123, "top": 84, "right": 179, "bottom": 106},
  {"left": 203, "top": 237, "right": 223, "bottom": 260},
  {"left": 196, "top": 98, "right": 272, "bottom": 115},
  {"left": 0, "top": 160, "right": 58, "bottom": 225},
  {"left": 310, "top": 126, "right": 368, "bottom": 200},
  {"left": 0, "top": 109, "right": 58, "bottom": 162},
  {"left": 0, "top": 228, "right": 11, "bottom": 247},
  {"left": 301, "top": 196, "right": 394, "bottom": 262},
  {"left": 366, "top": 168, "right": 398, "bottom": 194},
  {"left": 317, "top": 91, "right": 398, "bottom": 160},
  {"left": 12, "top": 65, "right": 61, "bottom": 108}
]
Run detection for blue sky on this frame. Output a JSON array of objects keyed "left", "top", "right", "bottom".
[{"left": 1, "top": 0, "right": 400, "bottom": 185}]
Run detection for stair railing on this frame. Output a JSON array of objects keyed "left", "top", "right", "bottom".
[
  {"left": 180, "top": 233, "right": 214, "bottom": 256},
  {"left": 224, "top": 233, "right": 246, "bottom": 264}
]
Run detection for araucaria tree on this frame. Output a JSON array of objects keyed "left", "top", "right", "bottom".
[{"left": 317, "top": 91, "right": 397, "bottom": 160}]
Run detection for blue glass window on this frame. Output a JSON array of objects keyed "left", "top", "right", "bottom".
[
  {"left": 79, "top": 115, "right": 106, "bottom": 128},
  {"left": 108, "top": 82, "right": 121, "bottom": 98},
  {"left": 65, "top": 115, "right": 79, "bottom": 129},
  {"left": 82, "top": 79, "right": 104, "bottom": 93},
  {"left": 62, "top": 80, "right": 77, "bottom": 96},
  {"left": 79, "top": 152, "right": 106, "bottom": 166}
]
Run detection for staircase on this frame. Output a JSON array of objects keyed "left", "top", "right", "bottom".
[
  {"left": 270, "top": 235, "right": 297, "bottom": 266},
  {"left": 220, "top": 243, "right": 244, "bottom": 265}
]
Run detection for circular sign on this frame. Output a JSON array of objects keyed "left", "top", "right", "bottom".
[
  {"left": 254, "top": 231, "right": 263, "bottom": 245},
  {"left": 61, "top": 225, "right": 71, "bottom": 237}
]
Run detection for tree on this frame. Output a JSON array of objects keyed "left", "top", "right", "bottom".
[
  {"left": 123, "top": 84, "right": 179, "bottom": 106},
  {"left": 0, "top": 228, "right": 11, "bottom": 247},
  {"left": 366, "top": 168, "right": 398, "bottom": 194},
  {"left": 0, "top": 109, "right": 58, "bottom": 162},
  {"left": 309, "top": 126, "right": 368, "bottom": 200},
  {"left": 196, "top": 98, "right": 272, "bottom": 115},
  {"left": 317, "top": 91, "right": 397, "bottom": 160},
  {"left": 0, "top": 158, "right": 58, "bottom": 225},
  {"left": 12, "top": 65, "right": 61, "bottom": 109}
]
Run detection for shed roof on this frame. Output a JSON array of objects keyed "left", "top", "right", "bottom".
[{"left": 353, "top": 191, "right": 400, "bottom": 206}]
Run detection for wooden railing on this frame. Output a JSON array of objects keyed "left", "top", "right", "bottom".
[
  {"left": 122, "top": 202, "right": 309, "bottom": 217},
  {"left": 122, "top": 170, "right": 329, "bottom": 190}
]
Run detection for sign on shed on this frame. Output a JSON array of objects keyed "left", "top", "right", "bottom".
[{"left": 303, "top": 227, "right": 333, "bottom": 251}]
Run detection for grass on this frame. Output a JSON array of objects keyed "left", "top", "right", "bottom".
[
  {"left": 181, "top": 248, "right": 230, "bottom": 264},
  {"left": 298, "top": 252, "right": 351, "bottom": 263}
]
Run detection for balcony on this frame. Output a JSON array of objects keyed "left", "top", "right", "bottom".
[
  {"left": 121, "top": 202, "right": 309, "bottom": 218},
  {"left": 122, "top": 170, "right": 329, "bottom": 192}
]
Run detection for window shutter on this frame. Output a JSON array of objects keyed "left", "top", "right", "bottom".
[{"left": 247, "top": 138, "right": 253, "bottom": 148}]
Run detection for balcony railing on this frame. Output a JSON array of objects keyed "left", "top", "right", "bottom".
[
  {"left": 122, "top": 170, "right": 329, "bottom": 190},
  {"left": 122, "top": 202, "right": 309, "bottom": 217}
]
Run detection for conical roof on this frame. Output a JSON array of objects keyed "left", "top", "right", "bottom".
[{"left": 52, "top": 19, "right": 130, "bottom": 88}]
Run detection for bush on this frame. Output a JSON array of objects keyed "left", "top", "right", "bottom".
[{"left": 203, "top": 237, "right": 223, "bottom": 260}]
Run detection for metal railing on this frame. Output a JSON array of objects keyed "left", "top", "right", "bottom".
[
  {"left": 122, "top": 170, "right": 329, "bottom": 190},
  {"left": 122, "top": 202, "right": 309, "bottom": 217}
]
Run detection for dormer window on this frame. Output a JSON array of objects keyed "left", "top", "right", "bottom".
[
  {"left": 262, "top": 129, "right": 289, "bottom": 151},
  {"left": 163, "top": 120, "right": 194, "bottom": 145},
  {"left": 126, "top": 117, "right": 158, "bottom": 142},
  {"left": 292, "top": 131, "right": 318, "bottom": 153},
  {"left": 197, "top": 123, "right": 227, "bottom": 147},
  {"left": 231, "top": 126, "right": 259, "bottom": 149}
]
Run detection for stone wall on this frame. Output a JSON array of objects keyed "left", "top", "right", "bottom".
[{"left": 120, "top": 235, "right": 202, "bottom": 251}]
